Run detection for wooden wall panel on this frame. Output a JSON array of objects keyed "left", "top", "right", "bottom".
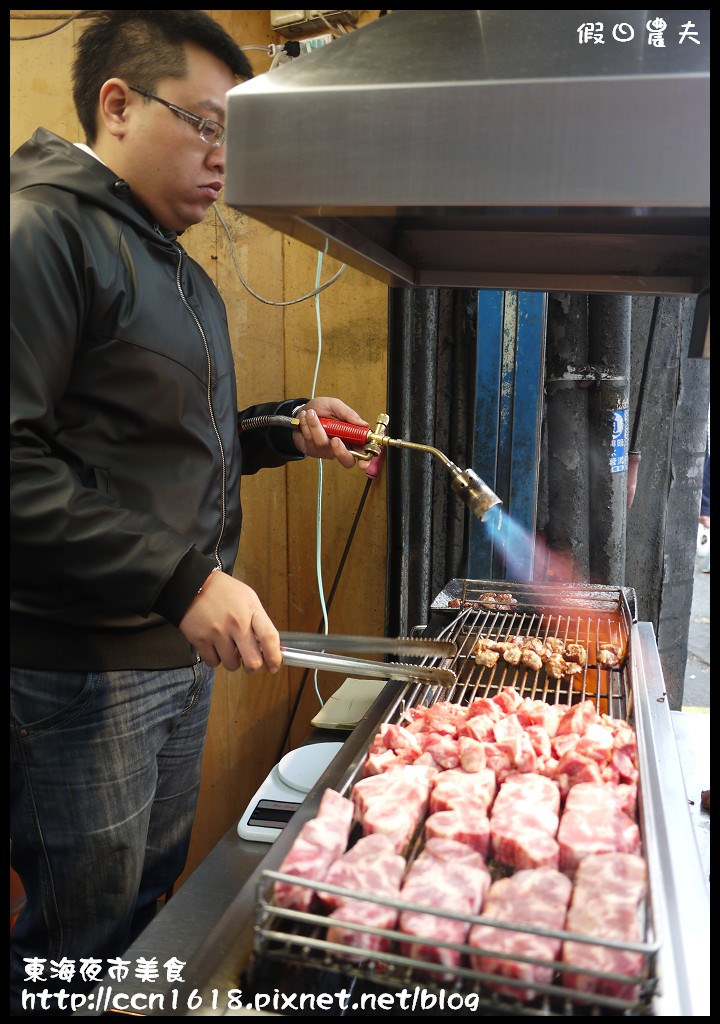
[
  {"left": 10, "top": 10, "right": 388, "bottom": 887},
  {"left": 281, "top": 237, "right": 389, "bottom": 747},
  {"left": 10, "top": 11, "right": 81, "bottom": 153}
]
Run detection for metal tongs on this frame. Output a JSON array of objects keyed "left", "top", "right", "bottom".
[{"left": 279, "top": 632, "right": 457, "bottom": 689}]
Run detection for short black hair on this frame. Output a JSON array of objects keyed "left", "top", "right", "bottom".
[{"left": 72, "top": 10, "right": 253, "bottom": 143}]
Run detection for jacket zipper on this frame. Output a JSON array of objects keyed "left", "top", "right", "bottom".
[{"left": 174, "top": 244, "right": 226, "bottom": 570}]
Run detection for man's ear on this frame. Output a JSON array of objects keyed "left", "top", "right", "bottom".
[{"left": 98, "top": 79, "right": 132, "bottom": 139}]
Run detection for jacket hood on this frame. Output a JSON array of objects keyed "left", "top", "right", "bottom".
[{"left": 10, "top": 128, "right": 178, "bottom": 242}]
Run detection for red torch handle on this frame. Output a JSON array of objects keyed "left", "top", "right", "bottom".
[{"left": 316, "top": 417, "right": 371, "bottom": 446}]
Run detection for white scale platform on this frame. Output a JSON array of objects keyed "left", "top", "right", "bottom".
[{"left": 237, "top": 741, "right": 344, "bottom": 843}]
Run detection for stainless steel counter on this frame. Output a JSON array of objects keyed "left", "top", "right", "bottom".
[{"left": 669, "top": 710, "right": 710, "bottom": 884}]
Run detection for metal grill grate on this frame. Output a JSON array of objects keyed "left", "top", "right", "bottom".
[{"left": 430, "top": 582, "right": 632, "bottom": 721}]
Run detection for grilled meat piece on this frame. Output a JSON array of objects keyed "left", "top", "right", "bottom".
[
  {"left": 545, "top": 654, "right": 568, "bottom": 679},
  {"left": 503, "top": 644, "right": 523, "bottom": 666},
  {"left": 565, "top": 643, "right": 587, "bottom": 666},
  {"left": 487, "top": 639, "right": 511, "bottom": 653},
  {"left": 520, "top": 648, "right": 543, "bottom": 673},
  {"left": 479, "top": 592, "right": 518, "bottom": 609},
  {"left": 475, "top": 647, "right": 500, "bottom": 668},
  {"left": 544, "top": 637, "right": 566, "bottom": 655},
  {"left": 470, "top": 635, "right": 490, "bottom": 655},
  {"left": 470, "top": 632, "right": 597, "bottom": 680},
  {"left": 470, "top": 637, "right": 501, "bottom": 667},
  {"left": 520, "top": 636, "right": 548, "bottom": 658},
  {"left": 598, "top": 642, "right": 623, "bottom": 668}
]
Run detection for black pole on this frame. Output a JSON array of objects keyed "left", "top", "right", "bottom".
[
  {"left": 544, "top": 293, "right": 590, "bottom": 579},
  {"left": 587, "top": 295, "right": 632, "bottom": 585},
  {"left": 386, "top": 287, "right": 439, "bottom": 635}
]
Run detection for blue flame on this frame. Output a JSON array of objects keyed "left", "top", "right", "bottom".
[
  {"left": 478, "top": 507, "right": 577, "bottom": 584},
  {"left": 479, "top": 507, "right": 532, "bottom": 581}
]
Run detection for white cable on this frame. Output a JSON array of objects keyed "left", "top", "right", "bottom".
[
  {"left": 240, "top": 43, "right": 287, "bottom": 68},
  {"left": 213, "top": 202, "right": 337, "bottom": 706},
  {"left": 213, "top": 202, "right": 347, "bottom": 306},
  {"left": 313, "top": 247, "right": 330, "bottom": 708},
  {"left": 316, "top": 12, "right": 343, "bottom": 37},
  {"left": 311, "top": 248, "right": 326, "bottom": 400}
]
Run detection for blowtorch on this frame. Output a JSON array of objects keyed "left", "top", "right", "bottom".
[{"left": 239, "top": 411, "right": 503, "bottom": 522}]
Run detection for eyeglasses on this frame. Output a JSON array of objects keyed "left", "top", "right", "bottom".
[{"left": 129, "top": 85, "right": 226, "bottom": 148}]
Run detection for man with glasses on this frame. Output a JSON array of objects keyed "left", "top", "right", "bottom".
[
  {"left": 10, "top": 10, "right": 368, "bottom": 1013},
  {"left": 128, "top": 84, "right": 229, "bottom": 147}
]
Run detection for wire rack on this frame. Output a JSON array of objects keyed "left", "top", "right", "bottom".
[
  {"left": 249, "top": 581, "right": 658, "bottom": 1015},
  {"left": 252, "top": 868, "right": 659, "bottom": 1016},
  {"left": 429, "top": 581, "right": 633, "bottom": 721}
]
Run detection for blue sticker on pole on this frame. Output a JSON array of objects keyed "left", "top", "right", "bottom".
[{"left": 610, "top": 409, "right": 627, "bottom": 474}]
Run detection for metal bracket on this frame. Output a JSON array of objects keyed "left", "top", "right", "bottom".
[{"left": 546, "top": 367, "right": 628, "bottom": 391}]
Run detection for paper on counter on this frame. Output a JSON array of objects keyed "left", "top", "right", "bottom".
[{"left": 310, "top": 677, "right": 387, "bottom": 730}]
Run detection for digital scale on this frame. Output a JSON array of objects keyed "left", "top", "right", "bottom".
[{"left": 237, "top": 741, "right": 344, "bottom": 843}]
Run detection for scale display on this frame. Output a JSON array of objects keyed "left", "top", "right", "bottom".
[{"left": 237, "top": 742, "right": 344, "bottom": 842}]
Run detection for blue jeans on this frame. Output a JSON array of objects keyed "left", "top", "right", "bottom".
[{"left": 10, "top": 662, "right": 214, "bottom": 1014}]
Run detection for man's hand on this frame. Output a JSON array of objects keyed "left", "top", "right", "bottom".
[
  {"left": 179, "top": 571, "right": 282, "bottom": 673},
  {"left": 293, "top": 397, "right": 379, "bottom": 478}
]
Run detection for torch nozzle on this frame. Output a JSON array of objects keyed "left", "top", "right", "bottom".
[
  {"left": 380, "top": 435, "right": 502, "bottom": 521},
  {"left": 450, "top": 467, "right": 503, "bottom": 521}
]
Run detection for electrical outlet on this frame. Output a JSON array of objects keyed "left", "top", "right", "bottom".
[
  {"left": 270, "top": 10, "right": 306, "bottom": 29},
  {"left": 270, "top": 10, "right": 359, "bottom": 37}
]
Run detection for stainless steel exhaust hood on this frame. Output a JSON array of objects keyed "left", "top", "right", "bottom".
[{"left": 225, "top": 10, "right": 709, "bottom": 297}]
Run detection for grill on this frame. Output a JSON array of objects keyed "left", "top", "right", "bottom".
[
  {"left": 105, "top": 579, "right": 705, "bottom": 1017},
  {"left": 249, "top": 581, "right": 660, "bottom": 1016},
  {"left": 426, "top": 579, "right": 633, "bottom": 718}
]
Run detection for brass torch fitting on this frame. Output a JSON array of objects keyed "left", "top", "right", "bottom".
[{"left": 353, "top": 413, "right": 389, "bottom": 462}]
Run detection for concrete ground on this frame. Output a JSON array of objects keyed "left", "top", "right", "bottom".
[{"left": 683, "top": 562, "right": 710, "bottom": 710}]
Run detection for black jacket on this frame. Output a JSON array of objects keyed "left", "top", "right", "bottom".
[{"left": 10, "top": 129, "right": 306, "bottom": 669}]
